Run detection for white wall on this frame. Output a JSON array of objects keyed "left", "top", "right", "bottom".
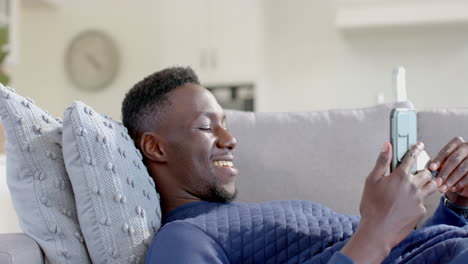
[
  {"left": 261, "top": 0, "right": 468, "bottom": 112},
  {"left": 9, "top": 0, "right": 468, "bottom": 115},
  {"left": 9, "top": 0, "right": 168, "bottom": 119},
  {"left": 0, "top": 155, "right": 22, "bottom": 233}
]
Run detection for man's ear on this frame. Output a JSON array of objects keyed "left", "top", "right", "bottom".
[{"left": 139, "top": 132, "right": 168, "bottom": 163}]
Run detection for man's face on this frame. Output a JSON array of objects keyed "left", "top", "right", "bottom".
[{"left": 158, "top": 84, "right": 238, "bottom": 202}]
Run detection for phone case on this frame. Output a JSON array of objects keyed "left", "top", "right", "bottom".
[{"left": 390, "top": 108, "right": 417, "bottom": 173}]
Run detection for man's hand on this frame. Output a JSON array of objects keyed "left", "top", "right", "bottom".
[
  {"left": 360, "top": 141, "right": 437, "bottom": 246},
  {"left": 429, "top": 136, "right": 468, "bottom": 206},
  {"left": 341, "top": 142, "right": 438, "bottom": 264}
]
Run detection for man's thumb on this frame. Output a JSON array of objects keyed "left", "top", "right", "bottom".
[{"left": 368, "top": 142, "right": 392, "bottom": 181}]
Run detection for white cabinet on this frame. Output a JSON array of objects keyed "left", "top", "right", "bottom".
[
  {"left": 335, "top": 1, "right": 468, "bottom": 29},
  {"left": 156, "top": 0, "right": 262, "bottom": 84},
  {"left": 207, "top": 0, "right": 261, "bottom": 84},
  {"left": 156, "top": 0, "right": 204, "bottom": 71}
]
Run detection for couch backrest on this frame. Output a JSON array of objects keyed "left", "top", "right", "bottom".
[
  {"left": 226, "top": 102, "right": 468, "bottom": 219},
  {"left": 418, "top": 108, "right": 468, "bottom": 158},
  {"left": 225, "top": 101, "right": 412, "bottom": 216}
]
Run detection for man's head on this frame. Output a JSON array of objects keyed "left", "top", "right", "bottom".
[{"left": 122, "top": 67, "right": 238, "bottom": 207}]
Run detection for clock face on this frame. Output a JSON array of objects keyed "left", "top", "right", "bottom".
[{"left": 65, "top": 30, "right": 120, "bottom": 91}]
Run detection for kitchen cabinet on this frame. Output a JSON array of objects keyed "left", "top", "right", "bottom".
[
  {"left": 156, "top": 0, "right": 262, "bottom": 84},
  {"left": 336, "top": 1, "right": 468, "bottom": 29}
]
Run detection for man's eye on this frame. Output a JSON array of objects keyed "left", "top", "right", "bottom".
[{"left": 199, "top": 127, "right": 212, "bottom": 132}]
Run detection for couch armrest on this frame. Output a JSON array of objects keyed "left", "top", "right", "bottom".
[{"left": 0, "top": 233, "right": 43, "bottom": 264}]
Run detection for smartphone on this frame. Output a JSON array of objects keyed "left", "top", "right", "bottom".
[{"left": 390, "top": 108, "right": 417, "bottom": 173}]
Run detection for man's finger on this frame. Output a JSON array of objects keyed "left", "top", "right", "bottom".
[
  {"left": 420, "top": 180, "right": 438, "bottom": 198},
  {"left": 453, "top": 172, "right": 468, "bottom": 193},
  {"left": 368, "top": 142, "right": 392, "bottom": 181},
  {"left": 430, "top": 137, "right": 464, "bottom": 171},
  {"left": 441, "top": 157, "right": 468, "bottom": 192},
  {"left": 399, "top": 142, "right": 424, "bottom": 174},
  {"left": 435, "top": 145, "right": 467, "bottom": 189},
  {"left": 414, "top": 169, "right": 433, "bottom": 189}
]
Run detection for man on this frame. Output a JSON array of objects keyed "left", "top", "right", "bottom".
[{"left": 122, "top": 67, "right": 468, "bottom": 263}]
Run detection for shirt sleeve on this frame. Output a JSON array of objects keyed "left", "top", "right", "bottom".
[
  {"left": 422, "top": 196, "right": 468, "bottom": 228},
  {"left": 449, "top": 246, "right": 468, "bottom": 264},
  {"left": 327, "top": 252, "right": 355, "bottom": 264},
  {"left": 145, "top": 221, "right": 230, "bottom": 264}
]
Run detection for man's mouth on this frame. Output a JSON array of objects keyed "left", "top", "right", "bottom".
[{"left": 213, "top": 160, "right": 234, "bottom": 168}]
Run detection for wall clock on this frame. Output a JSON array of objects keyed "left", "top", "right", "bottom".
[{"left": 65, "top": 30, "right": 120, "bottom": 91}]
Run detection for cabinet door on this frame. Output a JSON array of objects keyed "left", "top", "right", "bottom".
[
  {"left": 157, "top": 0, "right": 209, "bottom": 74},
  {"left": 206, "top": 0, "right": 261, "bottom": 84}
]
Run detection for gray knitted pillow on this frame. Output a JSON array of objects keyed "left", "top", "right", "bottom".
[
  {"left": 0, "top": 84, "right": 91, "bottom": 263},
  {"left": 62, "top": 101, "right": 161, "bottom": 264}
]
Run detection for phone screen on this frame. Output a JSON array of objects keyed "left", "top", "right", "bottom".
[{"left": 391, "top": 108, "right": 417, "bottom": 173}]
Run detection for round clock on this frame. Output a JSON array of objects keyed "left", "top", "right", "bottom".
[{"left": 65, "top": 30, "right": 120, "bottom": 91}]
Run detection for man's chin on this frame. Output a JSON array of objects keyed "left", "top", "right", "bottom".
[
  {"left": 223, "top": 188, "right": 238, "bottom": 202},
  {"left": 205, "top": 185, "right": 237, "bottom": 203}
]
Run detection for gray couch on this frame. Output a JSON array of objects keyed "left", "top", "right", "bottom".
[{"left": 1, "top": 101, "right": 467, "bottom": 263}]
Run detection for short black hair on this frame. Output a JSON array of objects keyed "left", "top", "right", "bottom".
[{"left": 121, "top": 66, "right": 200, "bottom": 140}]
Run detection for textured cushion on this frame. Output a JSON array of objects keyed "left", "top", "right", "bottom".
[
  {"left": 62, "top": 101, "right": 161, "bottom": 264},
  {"left": 0, "top": 84, "right": 90, "bottom": 263}
]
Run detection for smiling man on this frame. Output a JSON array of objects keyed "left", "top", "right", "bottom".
[
  {"left": 146, "top": 82, "right": 238, "bottom": 210},
  {"left": 122, "top": 69, "right": 238, "bottom": 215},
  {"left": 122, "top": 67, "right": 468, "bottom": 264}
]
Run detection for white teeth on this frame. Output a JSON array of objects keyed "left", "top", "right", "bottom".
[{"left": 213, "top": 160, "right": 233, "bottom": 168}]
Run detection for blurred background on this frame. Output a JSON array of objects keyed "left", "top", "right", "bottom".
[{"left": 1, "top": 0, "right": 468, "bottom": 118}]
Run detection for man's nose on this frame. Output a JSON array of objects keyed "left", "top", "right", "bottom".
[{"left": 217, "top": 127, "right": 237, "bottom": 150}]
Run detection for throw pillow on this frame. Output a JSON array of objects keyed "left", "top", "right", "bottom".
[
  {"left": 62, "top": 101, "right": 161, "bottom": 264},
  {"left": 0, "top": 83, "right": 91, "bottom": 263}
]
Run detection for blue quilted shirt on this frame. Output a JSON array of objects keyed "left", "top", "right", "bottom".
[{"left": 145, "top": 198, "right": 468, "bottom": 263}]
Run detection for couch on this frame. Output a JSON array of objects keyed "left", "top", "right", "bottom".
[{"left": 1, "top": 100, "right": 467, "bottom": 263}]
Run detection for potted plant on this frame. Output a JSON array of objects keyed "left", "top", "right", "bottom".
[{"left": 0, "top": 26, "right": 10, "bottom": 85}]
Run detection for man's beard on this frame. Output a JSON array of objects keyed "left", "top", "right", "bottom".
[{"left": 202, "top": 183, "right": 238, "bottom": 203}]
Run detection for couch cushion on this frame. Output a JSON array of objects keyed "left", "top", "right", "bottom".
[
  {"left": 225, "top": 101, "right": 415, "bottom": 216},
  {"left": 0, "top": 233, "right": 44, "bottom": 264},
  {"left": 62, "top": 101, "right": 161, "bottom": 264},
  {"left": 0, "top": 84, "right": 90, "bottom": 263},
  {"left": 418, "top": 108, "right": 468, "bottom": 160}
]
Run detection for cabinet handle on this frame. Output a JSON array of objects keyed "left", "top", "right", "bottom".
[
  {"left": 210, "top": 48, "right": 217, "bottom": 69},
  {"left": 200, "top": 48, "right": 208, "bottom": 70}
]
